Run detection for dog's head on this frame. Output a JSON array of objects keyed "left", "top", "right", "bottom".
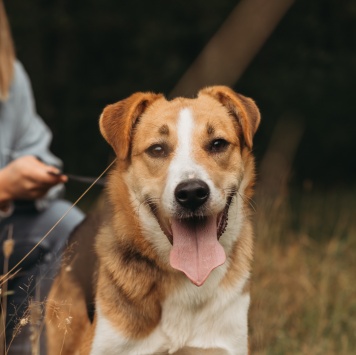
[{"left": 100, "top": 86, "right": 260, "bottom": 286}]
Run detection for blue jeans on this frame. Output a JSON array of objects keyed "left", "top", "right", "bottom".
[{"left": 0, "top": 199, "right": 85, "bottom": 354}]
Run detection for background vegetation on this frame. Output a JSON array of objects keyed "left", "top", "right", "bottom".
[{"left": 250, "top": 188, "right": 356, "bottom": 354}]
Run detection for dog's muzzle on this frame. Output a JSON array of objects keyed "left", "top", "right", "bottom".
[{"left": 146, "top": 180, "right": 236, "bottom": 287}]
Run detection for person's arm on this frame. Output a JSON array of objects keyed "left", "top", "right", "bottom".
[
  {"left": 0, "top": 62, "right": 67, "bottom": 216},
  {"left": 10, "top": 61, "right": 63, "bottom": 167}
]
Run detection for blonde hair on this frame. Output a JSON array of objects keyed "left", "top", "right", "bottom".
[{"left": 0, "top": 0, "right": 15, "bottom": 100}]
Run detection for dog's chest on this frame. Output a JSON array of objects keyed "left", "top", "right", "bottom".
[
  {"left": 91, "top": 275, "right": 250, "bottom": 355},
  {"left": 159, "top": 278, "right": 250, "bottom": 353},
  {"left": 161, "top": 284, "right": 228, "bottom": 349}
]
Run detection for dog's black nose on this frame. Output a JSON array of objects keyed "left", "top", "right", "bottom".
[{"left": 175, "top": 179, "right": 210, "bottom": 210}]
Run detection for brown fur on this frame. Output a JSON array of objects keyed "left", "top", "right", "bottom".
[
  {"left": 46, "top": 86, "right": 260, "bottom": 354},
  {"left": 46, "top": 212, "right": 102, "bottom": 354}
]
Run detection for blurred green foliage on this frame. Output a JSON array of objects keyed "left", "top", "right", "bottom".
[{"left": 6, "top": 0, "right": 356, "bottom": 186}]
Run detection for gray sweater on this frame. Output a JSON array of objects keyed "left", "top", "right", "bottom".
[
  {"left": 0, "top": 61, "right": 62, "bottom": 168},
  {"left": 0, "top": 61, "right": 64, "bottom": 217}
]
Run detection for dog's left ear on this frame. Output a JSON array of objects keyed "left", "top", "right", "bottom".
[
  {"left": 199, "top": 86, "right": 261, "bottom": 149},
  {"left": 99, "top": 92, "right": 163, "bottom": 160}
]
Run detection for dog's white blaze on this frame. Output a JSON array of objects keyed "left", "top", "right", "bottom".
[
  {"left": 176, "top": 107, "right": 194, "bottom": 167},
  {"left": 167, "top": 107, "right": 197, "bottom": 184},
  {"left": 162, "top": 107, "right": 224, "bottom": 214}
]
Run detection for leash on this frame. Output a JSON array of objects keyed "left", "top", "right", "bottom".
[
  {"left": 41, "top": 156, "right": 106, "bottom": 186},
  {"left": 48, "top": 171, "right": 106, "bottom": 186},
  {"left": 65, "top": 173, "right": 106, "bottom": 186}
]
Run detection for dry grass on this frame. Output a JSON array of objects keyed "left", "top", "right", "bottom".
[{"left": 250, "top": 187, "right": 356, "bottom": 355}]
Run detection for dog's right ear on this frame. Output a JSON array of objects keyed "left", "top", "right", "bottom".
[
  {"left": 99, "top": 92, "right": 163, "bottom": 160},
  {"left": 199, "top": 86, "right": 260, "bottom": 150}
]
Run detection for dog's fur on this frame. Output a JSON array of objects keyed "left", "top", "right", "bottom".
[{"left": 46, "top": 86, "right": 260, "bottom": 355}]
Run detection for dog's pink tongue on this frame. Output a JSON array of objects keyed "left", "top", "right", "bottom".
[{"left": 170, "top": 216, "right": 226, "bottom": 286}]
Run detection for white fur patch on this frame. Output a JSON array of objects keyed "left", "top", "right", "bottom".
[{"left": 161, "top": 274, "right": 250, "bottom": 354}]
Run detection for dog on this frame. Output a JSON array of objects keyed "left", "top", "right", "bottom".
[{"left": 46, "top": 86, "right": 260, "bottom": 355}]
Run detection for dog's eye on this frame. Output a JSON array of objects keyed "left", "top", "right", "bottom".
[
  {"left": 146, "top": 144, "right": 168, "bottom": 158},
  {"left": 208, "top": 139, "right": 229, "bottom": 153}
]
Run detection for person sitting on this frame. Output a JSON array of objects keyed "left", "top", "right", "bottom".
[{"left": 0, "top": 0, "right": 85, "bottom": 353}]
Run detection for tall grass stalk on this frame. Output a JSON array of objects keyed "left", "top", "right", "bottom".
[{"left": 0, "top": 224, "right": 14, "bottom": 353}]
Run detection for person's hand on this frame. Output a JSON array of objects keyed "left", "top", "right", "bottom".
[{"left": 0, "top": 155, "right": 67, "bottom": 203}]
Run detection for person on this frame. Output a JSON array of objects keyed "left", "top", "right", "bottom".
[{"left": 0, "top": 0, "right": 85, "bottom": 353}]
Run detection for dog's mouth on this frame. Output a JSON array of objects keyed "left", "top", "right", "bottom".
[{"left": 147, "top": 193, "right": 234, "bottom": 286}]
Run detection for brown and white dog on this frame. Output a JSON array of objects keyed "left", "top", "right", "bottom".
[{"left": 46, "top": 86, "right": 260, "bottom": 355}]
